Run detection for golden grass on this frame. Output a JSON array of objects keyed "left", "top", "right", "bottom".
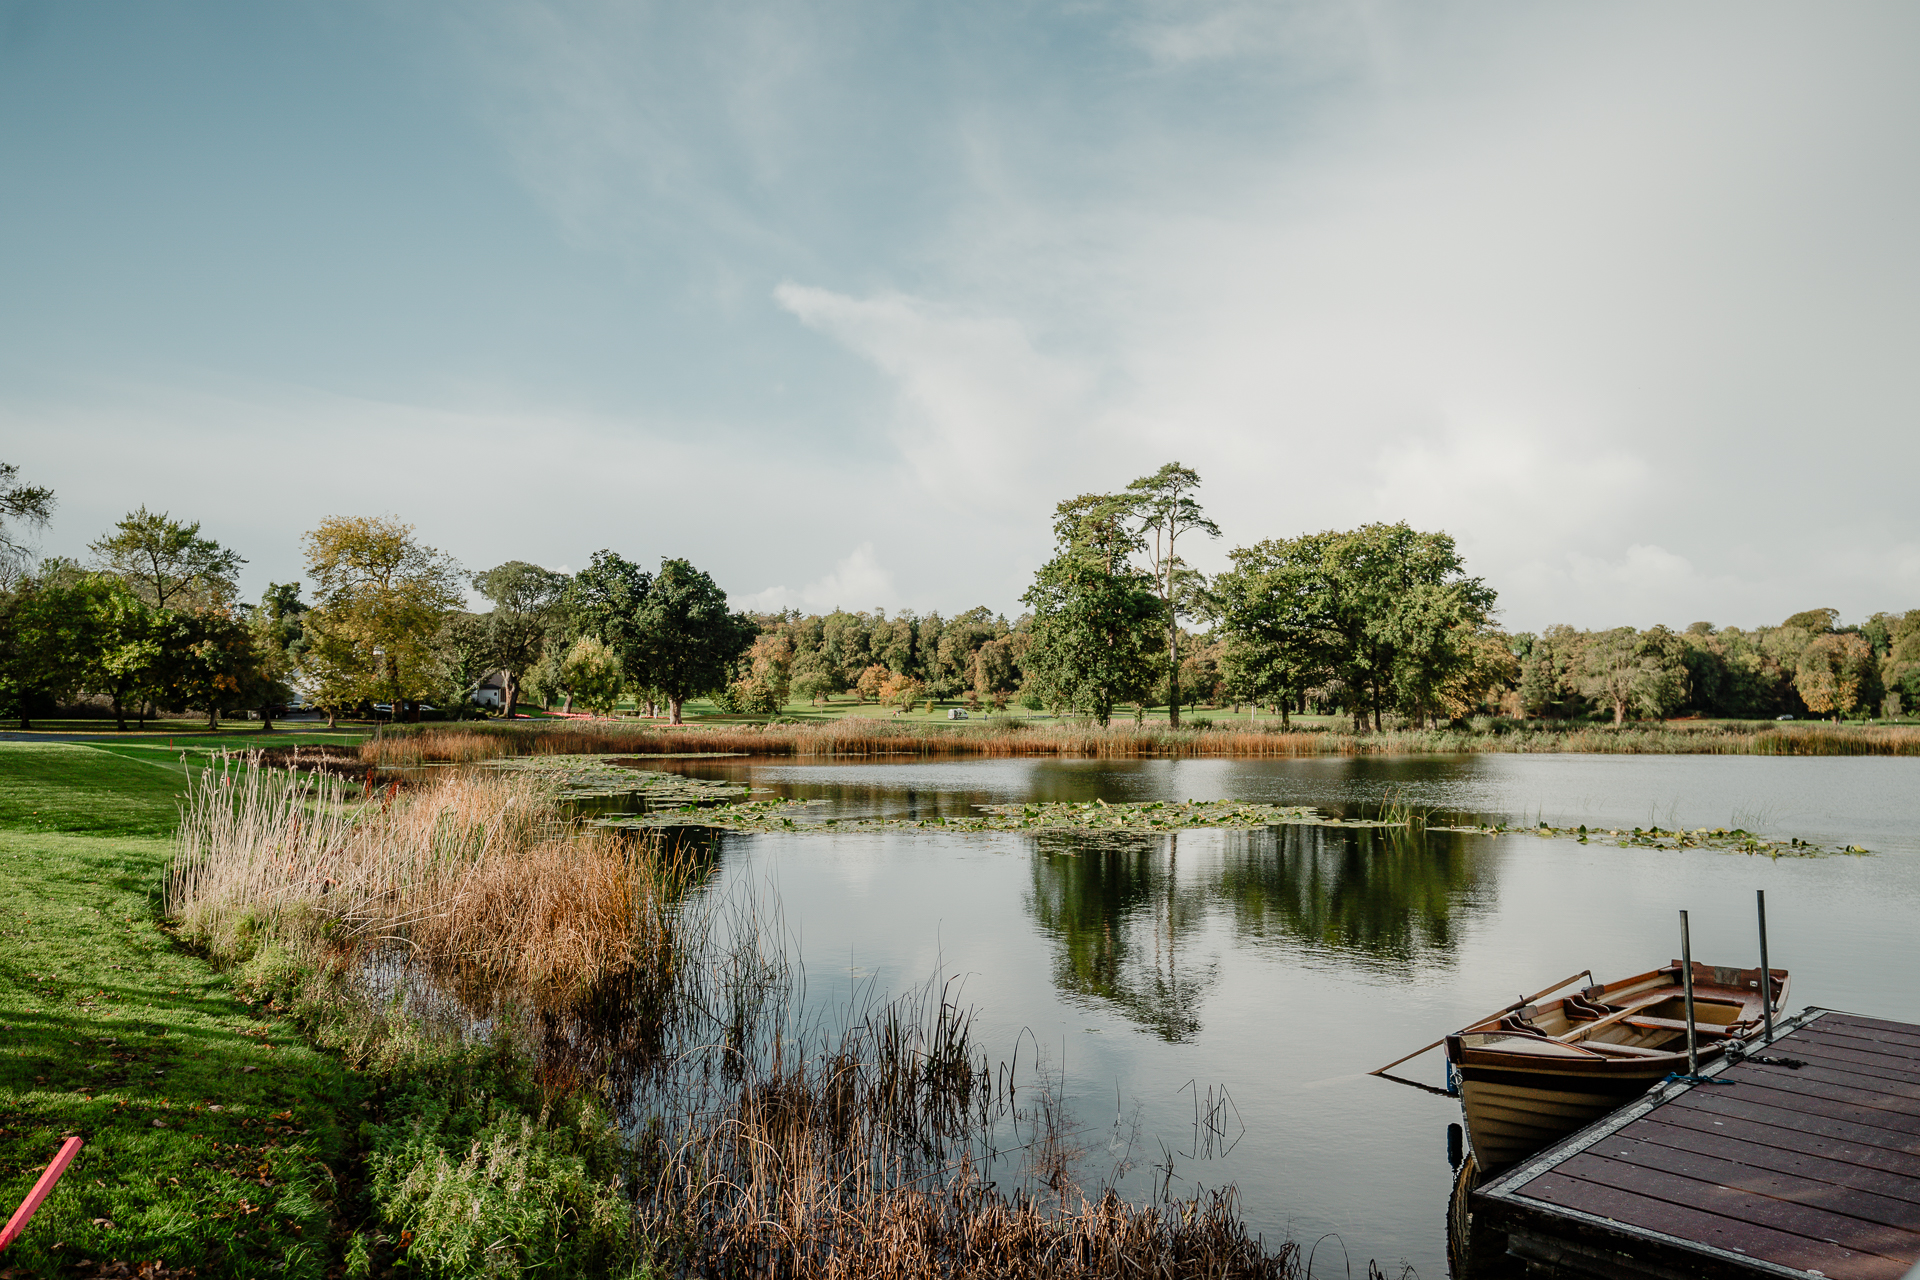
[
  {"left": 166, "top": 758, "right": 690, "bottom": 1012},
  {"left": 360, "top": 717, "right": 1920, "bottom": 765}
]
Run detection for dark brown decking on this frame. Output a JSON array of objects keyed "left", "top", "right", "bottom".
[{"left": 1474, "top": 1009, "right": 1920, "bottom": 1279}]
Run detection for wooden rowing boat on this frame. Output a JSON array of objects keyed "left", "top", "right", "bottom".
[{"left": 1443, "top": 961, "right": 1786, "bottom": 1174}]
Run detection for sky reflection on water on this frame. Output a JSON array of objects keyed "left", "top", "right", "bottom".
[{"left": 636, "top": 753, "right": 1920, "bottom": 1276}]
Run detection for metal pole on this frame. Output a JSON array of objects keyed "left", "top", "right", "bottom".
[
  {"left": 1758, "top": 889, "right": 1774, "bottom": 1046},
  {"left": 1680, "top": 910, "right": 1698, "bottom": 1077}
]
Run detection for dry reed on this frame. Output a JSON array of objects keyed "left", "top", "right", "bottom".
[
  {"left": 360, "top": 717, "right": 1920, "bottom": 766},
  {"left": 166, "top": 755, "right": 690, "bottom": 1012}
]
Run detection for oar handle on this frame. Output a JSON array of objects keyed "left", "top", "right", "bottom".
[{"left": 1369, "top": 969, "right": 1591, "bottom": 1077}]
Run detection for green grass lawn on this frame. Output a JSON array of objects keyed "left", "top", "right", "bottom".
[{"left": 0, "top": 743, "right": 365, "bottom": 1278}]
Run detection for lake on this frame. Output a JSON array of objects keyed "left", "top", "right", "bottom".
[{"left": 640, "top": 753, "right": 1920, "bottom": 1277}]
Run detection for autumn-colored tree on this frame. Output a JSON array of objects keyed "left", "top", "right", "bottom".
[
  {"left": 744, "top": 628, "right": 795, "bottom": 706},
  {"left": 879, "top": 671, "right": 924, "bottom": 710},
  {"left": 299, "top": 516, "right": 464, "bottom": 723},
  {"left": 854, "top": 662, "right": 890, "bottom": 703},
  {"left": 1795, "top": 632, "right": 1875, "bottom": 719}
]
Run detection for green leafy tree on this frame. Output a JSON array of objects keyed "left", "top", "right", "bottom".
[
  {"left": 474, "top": 561, "right": 570, "bottom": 717},
  {"left": 1212, "top": 534, "right": 1337, "bottom": 727},
  {"left": 1314, "top": 524, "right": 1496, "bottom": 730},
  {"left": 83, "top": 578, "right": 166, "bottom": 731},
  {"left": 972, "top": 634, "right": 1025, "bottom": 701},
  {"left": 561, "top": 635, "right": 624, "bottom": 716},
  {"left": 1125, "top": 463, "right": 1220, "bottom": 727},
  {"left": 566, "top": 551, "right": 651, "bottom": 655},
  {"left": 437, "top": 614, "right": 498, "bottom": 717},
  {"left": 156, "top": 607, "right": 263, "bottom": 730},
  {"left": 1577, "top": 626, "right": 1690, "bottom": 725},
  {"left": 299, "top": 516, "right": 465, "bottom": 723},
  {"left": 626, "top": 558, "right": 756, "bottom": 724},
  {"left": 0, "top": 571, "right": 106, "bottom": 728},
  {"left": 0, "top": 460, "right": 55, "bottom": 585},
  {"left": 89, "top": 506, "right": 245, "bottom": 609},
  {"left": 1020, "top": 495, "right": 1161, "bottom": 725},
  {"left": 821, "top": 610, "right": 875, "bottom": 690}
]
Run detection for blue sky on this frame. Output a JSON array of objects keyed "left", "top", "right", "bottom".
[{"left": 5, "top": 1, "right": 1917, "bottom": 629}]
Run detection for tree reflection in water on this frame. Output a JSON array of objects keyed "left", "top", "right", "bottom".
[
  {"left": 1026, "top": 830, "right": 1218, "bottom": 1043},
  {"left": 1218, "top": 824, "right": 1483, "bottom": 964},
  {"left": 1026, "top": 825, "right": 1489, "bottom": 1041}
]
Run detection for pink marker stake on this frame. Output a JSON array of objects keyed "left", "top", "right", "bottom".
[{"left": 0, "top": 1137, "right": 84, "bottom": 1252}]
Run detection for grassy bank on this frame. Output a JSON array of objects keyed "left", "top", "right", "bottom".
[
  {"left": 360, "top": 717, "right": 1920, "bottom": 764},
  {"left": 0, "top": 743, "right": 363, "bottom": 1277},
  {"left": 0, "top": 743, "right": 645, "bottom": 1278}
]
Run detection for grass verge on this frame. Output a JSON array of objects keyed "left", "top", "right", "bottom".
[
  {"left": 0, "top": 743, "right": 361, "bottom": 1277},
  {"left": 0, "top": 743, "right": 650, "bottom": 1279}
]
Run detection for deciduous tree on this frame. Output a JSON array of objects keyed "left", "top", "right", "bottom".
[
  {"left": 83, "top": 578, "right": 165, "bottom": 731},
  {"left": 1577, "top": 627, "right": 1690, "bottom": 726},
  {"left": 0, "top": 461, "right": 55, "bottom": 584},
  {"left": 626, "top": 558, "right": 756, "bottom": 724},
  {"left": 474, "top": 561, "right": 570, "bottom": 717},
  {"left": 0, "top": 571, "right": 104, "bottom": 728},
  {"left": 299, "top": 516, "right": 464, "bottom": 721},
  {"left": 561, "top": 635, "right": 624, "bottom": 716},
  {"left": 89, "top": 507, "right": 245, "bottom": 609},
  {"left": 1795, "top": 632, "right": 1876, "bottom": 719},
  {"left": 1020, "top": 494, "right": 1160, "bottom": 726}
]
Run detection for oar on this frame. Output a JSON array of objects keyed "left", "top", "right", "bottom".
[{"left": 1369, "top": 969, "right": 1592, "bottom": 1078}]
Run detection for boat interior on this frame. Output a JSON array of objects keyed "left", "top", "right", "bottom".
[{"left": 1456, "top": 962, "right": 1783, "bottom": 1061}]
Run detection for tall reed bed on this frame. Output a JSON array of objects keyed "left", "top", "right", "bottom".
[
  {"left": 168, "top": 759, "right": 1313, "bottom": 1278},
  {"left": 361, "top": 717, "right": 1920, "bottom": 766},
  {"left": 167, "top": 756, "right": 691, "bottom": 1013}
]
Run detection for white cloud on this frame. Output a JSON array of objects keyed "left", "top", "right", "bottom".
[
  {"left": 738, "top": 541, "right": 896, "bottom": 614},
  {"left": 774, "top": 283, "right": 1101, "bottom": 507}
]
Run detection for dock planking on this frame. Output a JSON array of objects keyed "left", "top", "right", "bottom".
[{"left": 1474, "top": 1009, "right": 1920, "bottom": 1279}]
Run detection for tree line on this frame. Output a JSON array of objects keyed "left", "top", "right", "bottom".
[
  {"left": 0, "top": 463, "right": 756, "bottom": 729},
  {"left": 2, "top": 457, "right": 1913, "bottom": 730}
]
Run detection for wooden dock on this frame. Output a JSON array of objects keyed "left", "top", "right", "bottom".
[{"left": 1472, "top": 1007, "right": 1920, "bottom": 1279}]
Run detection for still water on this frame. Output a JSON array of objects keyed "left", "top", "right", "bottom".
[{"left": 642, "top": 753, "right": 1920, "bottom": 1277}]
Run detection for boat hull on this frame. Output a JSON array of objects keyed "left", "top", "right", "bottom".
[{"left": 1455, "top": 1062, "right": 1671, "bottom": 1174}]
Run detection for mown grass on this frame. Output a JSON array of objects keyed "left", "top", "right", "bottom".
[
  {"left": 1, "top": 742, "right": 655, "bottom": 1279},
  {"left": 0, "top": 744, "right": 363, "bottom": 1278}
]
